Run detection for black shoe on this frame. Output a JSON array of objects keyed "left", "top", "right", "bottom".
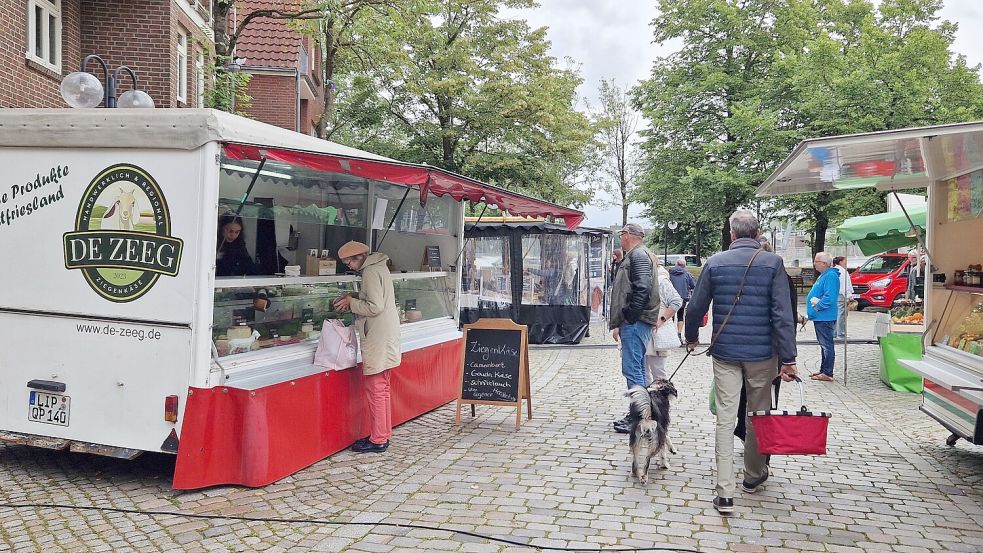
[
  {"left": 741, "top": 467, "right": 769, "bottom": 493},
  {"left": 351, "top": 440, "right": 389, "bottom": 453},
  {"left": 613, "top": 415, "right": 630, "bottom": 427},
  {"left": 613, "top": 420, "right": 631, "bottom": 434},
  {"left": 712, "top": 496, "right": 734, "bottom": 514}
]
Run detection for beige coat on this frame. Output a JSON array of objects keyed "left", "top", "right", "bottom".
[{"left": 350, "top": 252, "right": 402, "bottom": 375}]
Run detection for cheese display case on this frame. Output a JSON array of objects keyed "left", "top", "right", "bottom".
[{"left": 212, "top": 273, "right": 454, "bottom": 358}]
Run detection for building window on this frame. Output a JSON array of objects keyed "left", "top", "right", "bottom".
[
  {"left": 26, "top": 0, "right": 61, "bottom": 72},
  {"left": 195, "top": 52, "right": 205, "bottom": 107},
  {"left": 177, "top": 30, "right": 188, "bottom": 103}
]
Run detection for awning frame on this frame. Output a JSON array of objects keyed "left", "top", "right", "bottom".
[{"left": 224, "top": 143, "right": 584, "bottom": 229}]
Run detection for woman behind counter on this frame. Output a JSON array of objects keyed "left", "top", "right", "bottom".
[
  {"left": 216, "top": 214, "right": 258, "bottom": 277},
  {"left": 333, "top": 241, "right": 402, "bottom": 453}
]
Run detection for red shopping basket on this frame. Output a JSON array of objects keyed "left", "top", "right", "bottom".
[{"left": 749, "top": 376, "right": 830, "bottom": 455}]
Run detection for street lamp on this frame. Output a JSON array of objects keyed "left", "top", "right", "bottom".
[
  {"left": 664, "top": 220, "right": 678, "bottom": 264},
  {"left": 60, "top": 54, "right": 155, "bottom": 109}
]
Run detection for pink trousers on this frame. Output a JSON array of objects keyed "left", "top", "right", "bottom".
[{"left": 364, "top": 370, "right": 392, "bottom": 445}]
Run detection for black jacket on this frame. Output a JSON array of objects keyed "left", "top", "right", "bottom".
[{"left": 609, "top": 245, "right": 661, "bottom": 328}]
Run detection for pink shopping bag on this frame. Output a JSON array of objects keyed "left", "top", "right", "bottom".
[{"left": 313, "top": 319, "right": 357, "bottom": 370}]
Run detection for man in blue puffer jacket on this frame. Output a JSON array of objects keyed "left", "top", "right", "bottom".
[
  {"left": 684, "top": 210, "right": 798, "bottom": 515},
  {"left": 806, "top": 251, "right": 839, "bottom": 382}
]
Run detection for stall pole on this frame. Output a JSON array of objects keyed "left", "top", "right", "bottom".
[{"left": 843, "top": 297, "right": 848, "bottom": 387}]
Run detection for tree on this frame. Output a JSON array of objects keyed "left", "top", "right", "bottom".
[
  {"left": 593, "top": 80, "right": 642, "bottom": 226},
  {"left": 330, "top": 0, "right": 595, "bottom": 206},
  {"left": 633, "top": 0, "right": 796, "bottom": 249},
  {"left": 634, "top": 0, "right": 983, "bottom": 256},
  {"left": 769, "top": 0, "right": 983, "bottom": 253}
]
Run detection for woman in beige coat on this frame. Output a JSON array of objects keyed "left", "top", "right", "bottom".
[{"left": 333, "top": 241, "right": 401, "bottom": 453}]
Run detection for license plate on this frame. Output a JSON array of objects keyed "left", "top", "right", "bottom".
[{"left": 28, "top": 391, "right": 71, "bottom": 427}]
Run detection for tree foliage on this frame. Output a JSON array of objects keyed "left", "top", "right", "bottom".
[
  {"left": 328, "top": 0, "right": 595, "bottom": 206},
  {"left": 633, "top": 0, "right": 983, "bottom": 255}
]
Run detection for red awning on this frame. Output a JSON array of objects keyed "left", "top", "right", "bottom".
[{"left": 224, "top": 143, "right": 584, "bottom": 229}]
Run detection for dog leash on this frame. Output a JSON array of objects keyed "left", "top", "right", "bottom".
[{"left": 667, "top": 248, "right": 764, "bottom": 382}]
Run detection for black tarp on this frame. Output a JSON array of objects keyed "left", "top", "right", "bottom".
[{"left": 461, "top": 222, "right": 610, "bottom": 344}]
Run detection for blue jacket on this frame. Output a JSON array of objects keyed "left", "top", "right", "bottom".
[
  {"left": 806, "top": 268, "right": 840, "bottom": 321},
  {"left": 684, "top": 238, "right": 797, "bottom": 364},
  {"left": 669, "top": 266, "right": 696, "bottom": 300}
]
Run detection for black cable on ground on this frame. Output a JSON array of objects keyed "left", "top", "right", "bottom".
[{"left": 0, "top": 502, "right": 705, "bottom": 553}]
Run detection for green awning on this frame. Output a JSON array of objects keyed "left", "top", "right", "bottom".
[{"left": 836, "top": 207, "right": 926, "bottom": 255}]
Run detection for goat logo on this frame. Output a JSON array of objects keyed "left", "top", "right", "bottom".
[{"left": 63, "top": 164, "right": 184, "bottom": 302}]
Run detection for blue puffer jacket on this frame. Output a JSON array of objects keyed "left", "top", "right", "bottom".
[{"left": 684, "top": 238, "right": 797, "bottom": 363}]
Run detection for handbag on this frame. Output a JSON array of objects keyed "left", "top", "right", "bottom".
[
  {"left": 313, "top": 319, "right": 358, "bottom": 370},
  {"left": 749, "top": 376, "right": 831, "bottom": 455},
  {"left": 651, "top": 321, "right": 679, "bottom": 350}
]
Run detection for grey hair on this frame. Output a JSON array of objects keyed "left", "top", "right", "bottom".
[
  {"left": 675, "top": 258, "right": 686, "bottom": 267},
  {"left": 815, "top": 251, "right": 833, "bottom": 264},
  {"left": 729, "top": 210, "right": 760, "bottom": 239}
]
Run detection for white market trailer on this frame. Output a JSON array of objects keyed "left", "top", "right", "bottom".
[
  {"left": 0, "top": 109, "right": 583, "bottom": 488},
  {"left": 759, "top": 121, "right": 983, "bottom": 446}
]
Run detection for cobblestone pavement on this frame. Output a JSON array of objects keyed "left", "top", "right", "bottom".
[{"left": 1, "top": 314, "right": 981, "bottom": 552}]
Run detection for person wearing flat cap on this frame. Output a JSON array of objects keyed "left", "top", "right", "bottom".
[{"left": 333, "top": 241, "right": 401, "bottom": 453}]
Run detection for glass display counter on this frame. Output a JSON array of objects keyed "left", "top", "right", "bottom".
[
  {"left": 934, "top": 286, "right": 983, "bottom": 360},
  {"left": 213, "top": 272, "right": 455, "bottom": 358}
]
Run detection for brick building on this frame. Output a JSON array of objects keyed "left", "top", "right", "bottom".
[
  {"left": 232, "top": 0, "right": 325, "bottom": 135},
  {"left": 0, "top": 0, "right": 213, "bottom": 108}
]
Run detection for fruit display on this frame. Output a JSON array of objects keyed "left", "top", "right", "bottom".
[{"left": 891, "top": 301, "right": 924, "bottom": 325}]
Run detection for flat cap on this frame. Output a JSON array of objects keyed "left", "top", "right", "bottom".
[
  {"left": 338, "top": 241, "right": 370, "bottom": 259},
  {"left": 619, "top": 223, "right": 645, "bottom": 237}
]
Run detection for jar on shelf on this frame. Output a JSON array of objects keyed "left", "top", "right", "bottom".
[{"left": 954, "top": 270, "right": 965, "bottom": 286}]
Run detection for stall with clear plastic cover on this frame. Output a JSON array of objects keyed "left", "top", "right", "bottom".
[
  {"left": 759, "top": 120, "right": 983, "bottom": 447},
  {"left": 460, "top": 220, "right": 610, "bottom": 344}
]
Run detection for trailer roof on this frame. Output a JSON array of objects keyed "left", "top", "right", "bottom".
[
  {"left": 757, "top": 120, "right": 983, "bottom": 197},
  {"left": 0, "top": 108, "right": 393, "bottom": 160},
  {"left": 0, "top": 109, "right": 584, "bottom": 228}
]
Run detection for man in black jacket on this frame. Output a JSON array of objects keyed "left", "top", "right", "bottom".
[
  {"left": 684, "top": 210, "right": 798, "bottom": 515},
  {"left": 609, "top": 224, "right": 662, "bottom": 432}
]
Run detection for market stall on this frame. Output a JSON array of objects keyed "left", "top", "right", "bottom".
[
  {"left": 0, "top": 109, "right": 584, "bottom": 488},
  {"left": 759, "top": 121, "right": 983, "bottom": 446},
  {"left": 460, "top": 220, "right": 610, "bottom": 344}
]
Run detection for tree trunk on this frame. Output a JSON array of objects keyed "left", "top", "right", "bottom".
[
  {"left": 721, "top": 217, "right": 732, "bottom": 250},
  {"left": 621, "top": 202, "right": 628, "bottom": 226},
  {"left": 813, "top": 210, "right": 828, "bottom": 256},
  {"left": 213, "top": 2, "right": 232, "bottom": 58}
]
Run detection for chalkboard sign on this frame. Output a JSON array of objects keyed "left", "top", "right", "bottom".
[
  {"left": 456, "top": 318, "right": 532, "bottom": 430},
  {"left": 461, "top": 328, "right": 521, "bottom": 402}
]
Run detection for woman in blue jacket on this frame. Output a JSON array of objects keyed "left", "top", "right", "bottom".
[{"left": 806, "top": 252, "right": 840, "bottom": 381}]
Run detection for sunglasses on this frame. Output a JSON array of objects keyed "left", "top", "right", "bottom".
[{"left": 341, "top": 254, "right": 363, "bottom": 264}]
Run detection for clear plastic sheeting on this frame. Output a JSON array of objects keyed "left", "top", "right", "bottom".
[
  {"left": 521, "top": 234, "right": 587, "bottom": 306},
  {"left": 460, "top": 221, "right": 610, "bottom": 344},
  {"left": 461, "top": 236, "right": 512, "bottom": 309}
]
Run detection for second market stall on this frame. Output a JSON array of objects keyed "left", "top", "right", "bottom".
[
  {"left": 460, "top": 220, "right": 611, "bottom": 344},
  {"left": 759, "top": 120, "right": 983, "bottom": 446}
]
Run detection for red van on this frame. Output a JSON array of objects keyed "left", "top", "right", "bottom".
[{"left": 850, "top": 253, "right": 911, "bottom": 310}]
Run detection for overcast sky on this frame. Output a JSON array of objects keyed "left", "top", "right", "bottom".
[{"left": 505, "top": 1, "right": 983, "bottom": 228}]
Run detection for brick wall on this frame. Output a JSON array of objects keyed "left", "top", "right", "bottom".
[
  {"left": 242, "top": 73, "right": 297, "bottom": 131},
  {"left": 0, "top": 0, "right": 82, "bottom": 108},
  {"left": 0, "top": 0, "right": 212, "bottom": 109}
]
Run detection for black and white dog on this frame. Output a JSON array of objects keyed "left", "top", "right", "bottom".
[{"left": 625, "top": 379, "right": 678, "bottom": 485}]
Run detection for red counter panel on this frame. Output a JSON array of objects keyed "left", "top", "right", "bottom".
[{"left": 173, "top": 339, "right": 462, "bottom": 489}]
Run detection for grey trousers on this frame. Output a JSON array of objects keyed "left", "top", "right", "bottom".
[
  {"left": 712, "top": 356, "right": 777, "bottom": 497},
  {"left": 836, "top": 296, "right": 848, "bottom": 337}
]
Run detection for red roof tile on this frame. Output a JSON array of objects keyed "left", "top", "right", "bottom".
[{"left": 233, "top": 0, "right": 311, "bottom": 69}]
